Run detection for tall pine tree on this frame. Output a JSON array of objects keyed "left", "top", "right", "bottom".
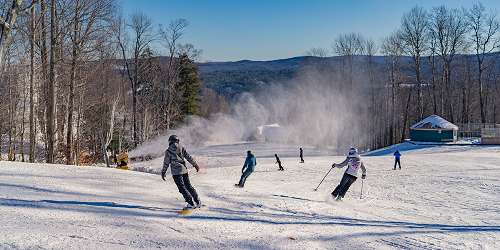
[{"left": 178, "top": 53, "right": 201, "bottom": 117}]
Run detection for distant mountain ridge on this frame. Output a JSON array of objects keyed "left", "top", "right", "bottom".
[
  {"left": 196, "top": 53, "right": 500, "bottom": 99},
  {"left": 197, "top": 55, "right": 391, "bottom": 98}
]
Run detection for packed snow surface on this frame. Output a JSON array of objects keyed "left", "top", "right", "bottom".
[{"left": 1, "top": 143, "right": 499, "bottom": 249}]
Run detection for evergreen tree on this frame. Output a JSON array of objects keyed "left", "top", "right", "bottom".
[{"left": 178, "top": 53, "right": 201, "bottom": 116}]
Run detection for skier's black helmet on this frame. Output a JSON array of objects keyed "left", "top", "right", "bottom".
[{"left": 168, "top": 135, "right": 179, "bottom": 144}]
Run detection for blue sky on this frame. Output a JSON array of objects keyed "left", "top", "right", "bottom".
[{"left": 120, "top": 0, "right": 500, "bottom": 62}]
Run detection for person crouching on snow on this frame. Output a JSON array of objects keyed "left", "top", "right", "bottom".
[
  {"left": 161, "top": 135, "right": 201, "bottom": 209},
  {"left": 235, "top": 151, "right": 257, "bottom": 188},
  {"left": 331, "top": 147, "right": 366, "bottom": 201}
]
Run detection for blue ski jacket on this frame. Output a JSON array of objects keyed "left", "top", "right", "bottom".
[
  {"left": 394, "top": 151, "right": 401, "bottom": 159},
  {"left": 242, "top": 154, "right": 257, "bottom": 173}
]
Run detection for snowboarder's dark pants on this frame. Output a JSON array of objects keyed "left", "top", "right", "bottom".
[
  {"left": 238, "top": 169, "right": 253, "bottom": 187},
  {"left": 394, "top": 158, "right": 401, "bottom": 169},
  {"left": 172, "top": 173, "right": 200, "bottom": 206},
  {"left": 332, "top": 173, "right": 357, "bottom": 198},
  {"left": 278, "top": 162, "right": 284, "bottom": 171},
  {"left": 300, "top": 156, "right": 304, "bottom": 163}
]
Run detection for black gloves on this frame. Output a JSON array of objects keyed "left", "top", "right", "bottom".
[
  {"left": 194, "top": 164, "right": 200, "bottom": 172},
  {"left": 362, "top": 174, "right": 366, "bottom": 179}
]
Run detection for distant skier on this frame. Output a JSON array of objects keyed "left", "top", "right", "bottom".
[
  {"left": 235, "top": 151, "right": 257, "bottom": 188},
  {"left": 331, "top": 147, "right": 366, "bottom": 201},
  {"left": 299, "top": 147, "right": 304, "bottom": 163},
  {"left": 275, "top": 154, "right": 284, "bottom": 171},
  {"left": 393, "top": 150, "right": 401, "bottom": 170},
  {"left": 161, "top": 135, "right": 201, "bottom": 210}
]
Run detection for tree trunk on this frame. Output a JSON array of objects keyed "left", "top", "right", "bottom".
[
  {"left": 478, "top": 62, "right": 486, "bottom": 123},
  {"left": 401, "top": 88, "right": 413, "bottom": 141},
  {"left": 21, "top": 77, "right": 28, "bottom": 162},
  {"left": 39, "top": 0, "right": 49, "bottom": 155},
  {"left": 75, "top": 95, "right": 83, "bottom": 165},
  {"left": 0, "top": 0, "right": 21, "bottom": 66},
  {"left": 46, "top": 0, "right": 57, "bottom": 163},
  {"left": 29, "top": 5, "right": 36, "bottom": 162},
  {"left": 415, "top": 55, "right": 423, "bottom": 120},
  {"left": 7, "top": 66, "right": 14, "bottom": 161},
  {"left": 390, "top": 59, "right": 396, "bottom": 145},
  {"left": 429, "top": 55, "right": 438, "bottom": 114},
  {"left": 66, "top": 0, "right": 79, "bottom": 165}
]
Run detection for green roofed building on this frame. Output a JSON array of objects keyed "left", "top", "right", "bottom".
[{"left": 410, "top": 115, "right": 458, "bottom": 142}]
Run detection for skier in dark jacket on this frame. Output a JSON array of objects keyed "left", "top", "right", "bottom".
[
  {"left": 299, "top": 147, "right": 304, "bottom": 163},
  {"left": 161, "top": 135, "right": 201, "bottom": 209},
  {"left": 235, "top": 151, "right": 257, "bottom": 187},
  {"left": 393, "top": 150, "right": 401, "bottom": 170},
  {"left": 275, "top": 154, "right": 284, "bottom": 171},
  {"left": 331, "top": 147, "right": 366, "bottom": 201}
]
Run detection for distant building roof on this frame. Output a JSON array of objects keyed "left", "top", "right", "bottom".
[{"left": 410, "top": 115, "right": 458, "bottom": 130}]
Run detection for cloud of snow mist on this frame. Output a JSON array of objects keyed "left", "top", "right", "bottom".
[{"left": 130, "top": 64, "right": 371, "bottom": 158}]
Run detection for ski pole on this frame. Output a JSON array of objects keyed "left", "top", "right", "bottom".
[
  {"left": 360, "top": 179, "right": 364, "bottom": 199},
  {"left": 314, "top": 165, "right": 334, "bottom": 191}
]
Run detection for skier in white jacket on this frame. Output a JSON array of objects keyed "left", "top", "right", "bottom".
[{"left": 331, "top": 147, "right": 366, "bottom": 200}]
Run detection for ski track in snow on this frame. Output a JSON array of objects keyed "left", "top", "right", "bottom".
[{"left": 0, "top": 144, "right": 499, "bottom": 249}]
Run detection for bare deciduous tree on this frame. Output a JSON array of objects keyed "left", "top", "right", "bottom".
[
  {"left": 159, "top": 18, "right": 188, "bottom": 130},
  {"left": 467, "top": 2, "right": 500, "bottom": 123},
  {"left": 429, "top": 6, "right": 468, "bottom": 122},
  {"left": 382, "top": 32, "right": 404, "bottom": 144},
  {"left": 0, "top": 0, "right": 38, "bottom": 66},
  {"left": 127, "top": 12, "right": 155, "bottom": 146},
  {"left": 400, "top": 6, "right": 429, "bottom": 120},
  {"left": 65, "top": 0, "right": 115, "bottom": 164}
]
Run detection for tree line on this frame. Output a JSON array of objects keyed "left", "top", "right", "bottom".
[
  {"left": 2, "top": 1, "right": 500, "bottom": 164},
  {"left": 306, "top": 3, "right": 500, "bottom": 150},
  {"left": 0, "top": 0, "right": 225, "bottom": 164}
]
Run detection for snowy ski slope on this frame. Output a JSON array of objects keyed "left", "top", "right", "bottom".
[{"left": 0, "top": 143, "right": 499, "bottom": 249}]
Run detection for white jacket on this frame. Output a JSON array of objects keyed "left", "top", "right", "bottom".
[{"left": 335, "top": 156, "right": 366, "bottom": 177}]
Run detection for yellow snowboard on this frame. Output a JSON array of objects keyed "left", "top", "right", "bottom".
[{"left": 178, "top": 208, "right": 193, "bottom": 215}]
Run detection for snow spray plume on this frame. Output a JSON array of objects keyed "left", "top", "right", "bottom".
[{"left": 130, "top": 63, "right": 372, "bottom": 158}]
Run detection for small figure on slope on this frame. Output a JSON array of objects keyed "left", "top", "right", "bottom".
[
  {"left": 331, "top": 147, "right": 366, "bottom": 201},
  {"left": 299, "top": 147, "right": 305, "bottom": 163},
  {"left": 235, "top": 151, "right": 257, "bottom": 188},
  {"left": 393, "top": 150, "right": 401, "bottom": 170},
  {"left": 275, "top": 154, "right": 284, "bottom": 171},
  {"left": 161, "top": 135, "right": 201, "bottom": 210}
]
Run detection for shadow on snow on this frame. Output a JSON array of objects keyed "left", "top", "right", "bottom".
[{"left": 0, "top": 198, "right": 498, "bottom": 235}]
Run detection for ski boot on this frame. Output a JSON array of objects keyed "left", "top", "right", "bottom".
[
  {"left": 183, "top": 204, "right": 195, "bottom": 210},
  {"left": 194, "top": 201, "right": 203, "bottom": 209}
]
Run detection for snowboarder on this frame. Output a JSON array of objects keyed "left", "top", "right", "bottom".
[
  {"left": 275, "top": 154, "right": 284, "bottom": 171},
  {"left": 235, "top": 151, "right": 257, "bottom": 188},
  {"left": 331, "top": 147, "right": 366, "bottom": 200},
  {"left": 299, "top": 147, "right": 304, "bottom": 163},
  {"left": 161, "top": 135, "right": 201, "bottom": 210},
  {"left": 393, "top": 150, "right": 401, "bottom": 170}
]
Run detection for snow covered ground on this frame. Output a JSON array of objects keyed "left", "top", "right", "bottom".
[{"left": 1, "top": 143, "right": 499, "bottom": 249}]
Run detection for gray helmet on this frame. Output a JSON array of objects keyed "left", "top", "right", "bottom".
[
  {"left": 348, "top": 147, "right": 359, "bottom": 158},
  {"left": 168, "top": 135, "right": 179, "bottom": 144}
]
